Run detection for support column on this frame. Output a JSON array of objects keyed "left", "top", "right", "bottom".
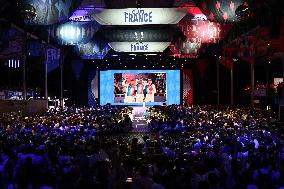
[
  {"left": 22, "top": 31, "right": 27, "bottom": 101},
  {"left": 23, "top": 54, "right": 27, "bottom": 100},
  {"left": 251, "top": 63, "right": 255, "bottom": 106},
  {"left": 231, "top": 62, "right": 234, "bottom": 105},
  {"left": 282, "top": 55, "right": 284, "bottom": 104},
  {"left": 60, "top": 49, "right": 64, "bottom": 107},
  {"left": 44, "top": 35, "right": 50, "bottom": 100},
  {"left": 217, "top": 57, "right": 220, "bottom": 105},
  {"left": 266, "top": 62, "right": 269, "bottom": 106},
  {"left": 45, "top": 55, "right": 48, "bottom": 99}
]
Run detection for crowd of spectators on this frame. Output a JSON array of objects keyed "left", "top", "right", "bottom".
[{"left": 0, "top": 105, "right": 283, "bottom": 189}]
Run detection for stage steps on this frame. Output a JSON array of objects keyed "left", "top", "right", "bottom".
[{"left": 131, "top": 106, "right": 149, "bottom": 133}]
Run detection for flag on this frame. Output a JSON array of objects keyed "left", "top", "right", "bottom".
[{"left": 46, "top": 48, "right": 60, "bottom": 73}]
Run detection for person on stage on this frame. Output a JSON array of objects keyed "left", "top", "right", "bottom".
[
  {"left": 136, "top": 78, "right": 144, "bottom": 102},
  {"left": 125, "top": 79, "right": 136, "bottom": 102},
  {"left": 144, "top": 79, "right": 156, "bottom": 102}
]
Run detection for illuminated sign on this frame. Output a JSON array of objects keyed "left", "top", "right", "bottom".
[
  {"left": 109, "top": 42, "right": 170, "bottom": 52},
  {"left": 92, "top": 8, "right": 187, "bottom": 25},
  {"left": 124, "top": 9, "right": 153, "bottom": 23}
]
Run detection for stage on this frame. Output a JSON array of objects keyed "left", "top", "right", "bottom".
[{"left": 130, "top": 106, "right": 149, "bottom": 133}]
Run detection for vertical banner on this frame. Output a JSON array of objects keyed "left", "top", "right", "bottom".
[
  {"left": 46, "top": 48, "right": 60, "bottom": 73},
  {"left": 183, "top": 69, "right": 193, "bottom": 106},
  {"left": 197, "top": 59, "right": 209, "bottom": 79},
  {"left": 71, "top": 60, "right": 84, "bottom": 80},
  {"left": 88, "top": 69, "right": 99, "bottom": 106}
]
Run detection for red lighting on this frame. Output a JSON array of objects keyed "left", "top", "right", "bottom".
[{"left": 178, "top": 20, "right": 221, "bottom": 43}]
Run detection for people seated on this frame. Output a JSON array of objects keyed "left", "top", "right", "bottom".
[{"left": 0, "top": 105, "right": 282, "bottom": 189}]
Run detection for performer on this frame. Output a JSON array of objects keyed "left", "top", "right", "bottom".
[
  {"left": 114, "top": 79, "right": 120, "bottom": 94},
  {"left": 136, "top": 78, "right": 144, "bottom": 102},
  {"left": 122, "top": 79, "right": 129, "bottom": 94},
  {"left": 127, "top": 81, "right": 135, "bottom": 96},
  {"left": 144, "top": 79, "right": 156, "bottom": 102},
  {"left": 126, "top": 80, "right": 136, "bottom": 102}
]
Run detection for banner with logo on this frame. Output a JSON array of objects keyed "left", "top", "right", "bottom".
[
  {"left": 27, "top": 40, "right": 42, "bottom": 56},
  {"left": 92, "top": 8, "right": 187, "bottom": 25},
  {"left": 108, "top": 42, "right": 170, "bottom": 52},
  {"left": 46, "top": 48, "right": 60, "bottom": 73}
]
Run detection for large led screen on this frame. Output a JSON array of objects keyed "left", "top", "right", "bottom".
[{"left": 100, "top": 70, "right": 180, "bottom": 105}]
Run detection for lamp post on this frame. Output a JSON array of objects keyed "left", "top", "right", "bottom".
[
  {"left": 19, "top": 3, "right": 37, "bottom": 101},
  {"left": 216, "top": 56, "right": 220, "bottom": 105},
  {"left": 251, "top": 62, "right": 255, "bottom": 106},
  {"left": 282, "top": 54, "right": 284, "bottom": 104},
  {"left": 231, "top": 61, "right": 234, "bottom": 105}
]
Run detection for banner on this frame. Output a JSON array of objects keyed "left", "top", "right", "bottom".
[
  {"left": 220, "top": 47, "right": 233, "bottom": 69},
  {"left": 0, "top": 28, "right": 23, "bottom": 60},
  {"left": 109, "top": 42, "right": 170, "bottom": 52},
  {"left": 197, "top": 59, "right": 209, "bottom": 79},
  {"left": 101, "top": 27, "right": 177, "bottom": 42},
  {"left": 92, "top": 8, "right": 187, "bottom": 25},
  {"left": 27, "top": 40, "right": 42, "bottom": 56},
  {"left": 46, "top": 48, "right": 60, "bottom": 73},
  {"left": 71, "top": 60, "right": 84, "bottom": 80},
  {"left": 88, "top": 69, "right": 99, "bottom": 106},
  {"left": 183, "top": 69, "right": 193, "bottom": 106}
]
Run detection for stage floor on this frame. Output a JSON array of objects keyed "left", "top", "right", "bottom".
[{"left": 130, "top": 106, "right": 149, "bottom": 133}]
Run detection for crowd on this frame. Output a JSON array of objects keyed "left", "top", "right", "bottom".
[
  {"left": 0, "top": 105, "right": 283, "bottom": 189},
  {"left": 146, "top": 105, "right": 277, "bottom": 132}
]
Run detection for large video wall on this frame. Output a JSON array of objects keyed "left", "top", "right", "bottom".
[{"left": 100, "top": 70, "right": 180, "bottom": 105}]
